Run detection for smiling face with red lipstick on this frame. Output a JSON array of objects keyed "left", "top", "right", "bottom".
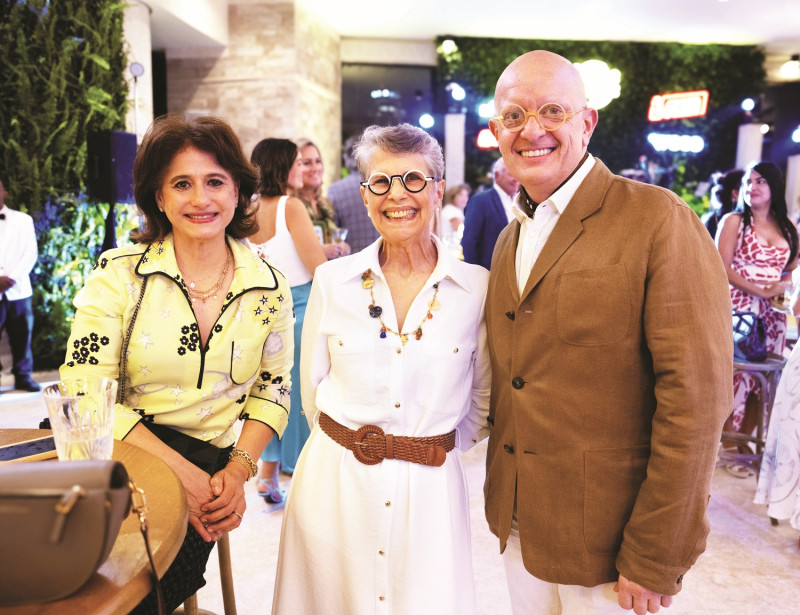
[
  {"left": 490, "top": 51, "right": 598, "bottom": 205},
  {"left": 155, "top": 146, "right": 239, "bottom": 248}
]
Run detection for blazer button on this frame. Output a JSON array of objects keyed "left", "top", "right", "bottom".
[
  {"left": 503, "top": 444, "right": 514, "bottom": 454},
  {"left": 512, "top": 377, "right": 525, "bottom": 389},
  {"left": 505, "top": 311, "right": 515, "bottom": 321}
]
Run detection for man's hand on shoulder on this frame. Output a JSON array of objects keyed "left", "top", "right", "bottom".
[{"left": 614, "top": 573, "right": 673, "bottom": 614}]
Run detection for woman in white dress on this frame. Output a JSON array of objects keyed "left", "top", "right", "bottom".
[
  {"left": 755, "top": 271, "right": 800, "bottom": 546},
  {"left": 441, "top": 183, "right": 470, "bottom": 258},
  {"left": 272, "top": 124, "right": 491, "bottom": 615}
]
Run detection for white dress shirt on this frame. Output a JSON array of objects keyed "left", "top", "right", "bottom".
[
  {"left": 0, "top": 205, "right": 38, "bottom": 300},
  {"left": 495, "top": 184, "right": 518, "bottom": 223},
  {"left": 513, "top": 155, "right": 596, "bottom": 294}
]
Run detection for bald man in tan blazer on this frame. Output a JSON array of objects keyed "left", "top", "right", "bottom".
[{"left": 483, "top": 51, "right": 733, "bottom": 615}]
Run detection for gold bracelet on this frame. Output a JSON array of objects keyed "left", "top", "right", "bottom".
[{"left": 228, "top": 447, "right": 258, "bottom": 480}]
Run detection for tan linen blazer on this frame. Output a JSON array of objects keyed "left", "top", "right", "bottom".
[{"left": 484, "top": 160, "right": 733, "bottom": 595}]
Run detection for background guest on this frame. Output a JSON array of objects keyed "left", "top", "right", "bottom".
[
  {"left": 272, "top": 123, "right": 490, "bottom": 615},
  {"left": 441, "top": 183, "right": 470, "bottom": 258},
  {"left": 327, "top": 135, "right": 379, "bottom": 253},
  {"left": 461, "top": 157, "right": 519, "bottom": 269},
  {"left": 294, "top": 138, "right": 351, "bottom": 259},
  {"left": 717, "top": 161, "right": 798, "bottom": 468},
  {"left": 245, "top": 138, "right": 326, "bottom": 503},
  {"left": 0, "top": 175, "right": 40, "bottom": 393},
  {"left": 60, "top": 115, "right": 294, "bottom": 613},
  {"left": 755, "top": 274, "right": 800, "bottom": 546},
  {"left": 703, "top": 168, "right": 743, "bottom": 240}
]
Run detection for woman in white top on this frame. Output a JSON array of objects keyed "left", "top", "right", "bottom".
[
  {"left": 272, "top": 124, "right": 490, "bottom": 614},
  {"left": 245, "top": 139, "right": 326, "bottom": 503},
  {"left": 441, "top": 183, "right": 471, "bottom": 258}
]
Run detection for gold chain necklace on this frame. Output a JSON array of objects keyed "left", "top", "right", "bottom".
[
  {"left": 361, "top": 269, "right": 441, "bottom": 345},
  {"left": 185, "top": 246, "right": 233, "bottom": 303}
]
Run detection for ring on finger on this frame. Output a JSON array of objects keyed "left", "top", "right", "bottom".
[{"left": 233, "top": 511, "right": 243, "bottom": 520}]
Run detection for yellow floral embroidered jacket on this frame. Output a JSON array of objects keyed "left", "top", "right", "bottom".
[{"left": 60, "top": 235, "right": 294, "bottom": 447}]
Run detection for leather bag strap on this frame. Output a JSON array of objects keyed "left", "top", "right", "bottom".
[{"left": 129, "top": 478, "right": 165, "bottom": 615}]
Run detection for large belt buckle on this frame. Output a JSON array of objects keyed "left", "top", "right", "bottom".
[{"left": 352, "top": 424, "right": 384, "bottom": 465}]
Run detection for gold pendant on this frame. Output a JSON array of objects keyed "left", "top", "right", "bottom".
[
  {"left": 400, "top": 334, "right": 408, "bottom": 345},
  {"left": 428, "top": 299, "right": 441, "bottom": 311}
]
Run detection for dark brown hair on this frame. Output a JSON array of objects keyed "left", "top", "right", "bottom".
[
  {"left": 250, "top": 138, "right": 298, "bottom": 198},
  {"left": 131, "top": 114, "right": 259, "bottom": 243}
]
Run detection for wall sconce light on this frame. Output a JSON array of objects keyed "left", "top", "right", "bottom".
[{"left": 779, "top": 54, "right": 800, "bottom": 80}]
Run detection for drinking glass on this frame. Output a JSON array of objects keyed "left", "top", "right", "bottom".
[
  {"left": 42, "top": 377, "right": 118, "bottom": 461},
  {"left": 331, "top": 228, "right": 348, "bottom": 244}
]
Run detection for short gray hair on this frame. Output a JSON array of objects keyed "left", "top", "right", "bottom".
[{"left": 353, "top": 124, "right": 444, "bottom": 181}]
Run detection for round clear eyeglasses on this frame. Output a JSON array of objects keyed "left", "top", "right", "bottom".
[
  {"left": 361, "top": 170, "right": 439, "bottom": 196},
  {"left": 492, "top": 102, "right": 588, "bottom": 132}
]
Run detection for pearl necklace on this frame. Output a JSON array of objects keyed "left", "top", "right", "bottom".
[
  {"left": 185, "top": 246, "right": 233, "bottom": 303},
  {"left": 361, "top": 269, "right": 441, "bottom": 345}
]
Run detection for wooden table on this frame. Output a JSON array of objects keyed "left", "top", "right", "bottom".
[{"left": 0, "top": 429, "right": 188, "bottom": 614}]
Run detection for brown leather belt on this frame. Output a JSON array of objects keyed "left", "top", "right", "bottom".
[{"left": 318, "top": 412, "right": 456, "bottom": 467}]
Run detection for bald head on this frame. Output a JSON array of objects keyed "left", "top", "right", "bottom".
[
  {"left": 495, "top": 51, "right": 588, "bottom": 118},
  {"left": 490, "top": 50, "right": 597, "bottom": 203}
]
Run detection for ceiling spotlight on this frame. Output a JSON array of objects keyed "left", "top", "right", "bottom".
[
  {"left": 741, "top": 98, "right": 756, "bottom": 112},
  {"left": 441, "top": 39, "right": 457, "bottom": 54},
  {"left": 779, "top": 54, "right": 800, "bottom": 80},
  {"left": 419, "top": 114, "right": 435, "bottom": 129}
]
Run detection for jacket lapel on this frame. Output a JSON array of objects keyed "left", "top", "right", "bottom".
[{"left": 519, "top": 160, "right": 612, "bottom": 300}]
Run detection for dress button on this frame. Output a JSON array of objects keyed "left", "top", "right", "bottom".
[
  {"left": 385, "top": 501, "right": 391, "bottom": 507},
  {"left": 506, "top": 311, "right": 515, "bottom": 321},
  {"left": 503, "top": 444, "right": 515, "bottom": 454},
  {"left": 396, "top": 348, "right": 402, "bottom": 354},
  {"left": 379, "top": 550, "right": 385, "bottom": 556},
  {"left": 394, "top": 402, "right": 400, "bottom": 408},
  {"left": 512, "top": 376, "right": 525, "bottom": 389},
  {"left": 379, "top": 596, "right": 385, "bottom": 601}
]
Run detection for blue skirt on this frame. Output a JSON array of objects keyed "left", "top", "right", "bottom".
[{"left": 260, "top": 280, "right": 311, "bottom": 474}]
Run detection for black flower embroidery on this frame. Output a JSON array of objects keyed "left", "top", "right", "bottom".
[
  {"left": 260, "top": 371, "right": 272, "bottom": 382},
  {"left": 236, "top": 394, "right": 246, "bottom": 404},
  {"left": 226, "top": 292, "right": 233, "bottom": 300},
  {"left": 72, "top": 331, "right": 106, "bottom": 364},
  {"left": 214, "top": 324, "right": 223, "bottom": 333},
  {"left": 177, "top": 322, "right": 200, "bottom": 356}
]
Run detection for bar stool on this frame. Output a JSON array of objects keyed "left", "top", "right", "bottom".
[
  {"left": 174, "top": 532, "right": 237, "bottom": 615},
  {"left": 718, "top": 353, "right": 787, "bottom": 473}
]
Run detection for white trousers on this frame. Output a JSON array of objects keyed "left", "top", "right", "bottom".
[{"left": 503, "top": 520, "right": 630, "bottom": 615}]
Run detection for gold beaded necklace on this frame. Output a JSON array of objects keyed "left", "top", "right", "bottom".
[
  {"left": 184, "top": 246, "right": 233, "bottom": 303},
  {"left": 361, "top": 269, "right": 441, "bottom": 345}
]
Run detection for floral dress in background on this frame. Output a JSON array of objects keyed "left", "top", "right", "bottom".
[{"left": 730, "top": 220, "right": 790, "bottom": 430}]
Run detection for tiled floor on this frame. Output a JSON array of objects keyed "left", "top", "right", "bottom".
[{"left": 2, "top": 377, "right": 800, "bottom": 614}]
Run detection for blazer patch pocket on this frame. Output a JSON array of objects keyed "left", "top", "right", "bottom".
[
  {"left": 556, "top": 264, "right": 630, "bottom": 346},
  {"left": 583, "top": 444, "right": 650, "bottom": 554}
]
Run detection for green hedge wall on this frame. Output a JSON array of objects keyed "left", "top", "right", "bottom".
[
  {"left": 0, "top": 0, "right": 128, "bottom": 214},
  {"left": 1, "top": 0, "right": 129, "bottom": 369}
]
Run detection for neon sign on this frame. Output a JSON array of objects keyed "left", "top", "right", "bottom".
[{"left": 648, "top": 90, "right": 709, "bottom": 122}]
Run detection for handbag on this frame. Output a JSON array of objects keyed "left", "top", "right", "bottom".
[
  {"left": 0, "top": 460, "right": 163, "bottom": 612},
  {"left": 732, "top": 310, "right": 768, "bottom": 362}
]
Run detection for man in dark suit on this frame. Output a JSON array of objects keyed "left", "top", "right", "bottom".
[
  {"left": 483, "top": 50, "right": 732, "bottom": 615},
  {"left": 461, "top": 157, "right": 519, "bottom": 269}
]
